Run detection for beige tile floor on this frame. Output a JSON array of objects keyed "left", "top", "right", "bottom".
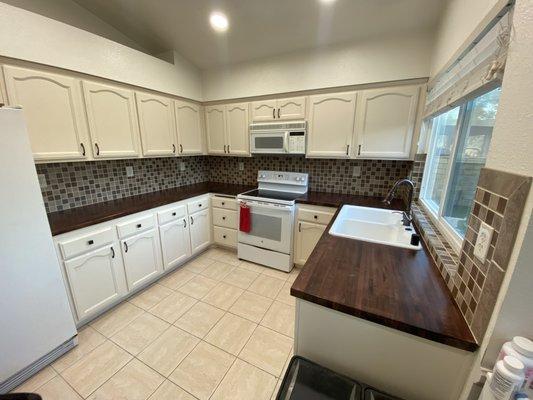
[{"left": 13, "top": 247, "right": 300, "bottom": 400}]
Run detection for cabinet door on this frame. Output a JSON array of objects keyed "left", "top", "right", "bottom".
[
  {"left": 64, "top": 245, "right": 124, "bottom": 320},
  {"left": 225, "top": 103, "right": 250, "bottom": 156},
  {"left": 121, "top": 229, "right": 163, "bottom": 291},
  {"left": 278, "top": 97, "right": 306, "bottom": 120},
  {"left": 82, "top": 81, "right": 141, "bottom": 158},
  {"left": 355, "top": 86, "right": 419, "bottom": 159},
  {"left": 189, "top": 209, "right": 211, "bottom": 254},
  {"left": 307, "top": 92, "right": 357, "bottom": 158},
  {"left": 205, "top": 105, "right": 226, "bottom": 155},
  {"left": 294, "top": 221, "right": 326, "bottom": 265},
  {"left": 136, "top": 92, "right": 176, "bottom": 157},
  {"left": 3, "top": 65, "right": 90, "bottom": 161},
  {"left": 250, "top": 100, "right": 277, "bottom": 122},
  {"left": 175, "top": 101, "right": 203, "bottom": 155},
  {"left": 159, "top": 218, "right": 191, "bottom": 270}
]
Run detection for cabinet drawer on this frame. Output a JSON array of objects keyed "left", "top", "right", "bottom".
[
  {"left": 59, "top": 228, "right": 114, "bottom": 259},
  {"left": 213, "top": 226, "right": 237, "bottom": 248},
  {"left": 187, "top": 197, "right": 209, "bottom": 214},
  {"left": 212, "top": 208, "right": 238, "bottom": 229},
  {"left": 298, "top": 207, "right": 336, "bottom": 225},
  {"left": 211, "top": 196, "right": 237, "bottom": 210},
  {"left": 157, "top": 205, "right": 187, "bottom": 225},
  {"left": 116, "top": 214, "right": 155, "bottom": 239}
]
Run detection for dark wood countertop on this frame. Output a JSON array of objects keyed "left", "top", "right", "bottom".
[
  {"left": 290, "top": 198, "right": 477, "bottom": 352},
  {"left": 47, "top": 182, "right": 254, "bottom": 236}
]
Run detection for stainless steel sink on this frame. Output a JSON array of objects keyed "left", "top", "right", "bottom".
[{"left": 329, "top": 205, "right": 422, "bottom": 250}]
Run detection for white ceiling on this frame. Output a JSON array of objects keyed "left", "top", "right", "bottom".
[{"left": 72, "top": 0, "right": 445, "bottom": 70}]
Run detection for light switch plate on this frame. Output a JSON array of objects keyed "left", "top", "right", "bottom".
[
  {"left": 352, "top": 166, "right": 361, "bottom": 177},
  {"left": 474, "top": 221, "right": 494, "bottom": 263},
  {"left": 125, "top": 166, "right": 134, "bottom": 177},
  {"left": 180, "top": 161, "right": 186, "bottom": 171},
  {"left": 238, "top": 162, "right": 244, "bottom": 171},
  {"left": 38, "top": 174, "right": 47, "bottom": 188}
]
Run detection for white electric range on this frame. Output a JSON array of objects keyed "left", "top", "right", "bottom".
[{"left": 237, "top": 171, "right": 309, "bottom": 272}]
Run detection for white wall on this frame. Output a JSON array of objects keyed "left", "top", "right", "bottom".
[
  {"left": 202, "top": 31, "right": 434, "bottom": 101},
  {"left": 0, "top": 2, "right": 203, "bottom": 101},
  {"left": 460, "top": 0, "right": 533, "bottom": 397},
  {"left": 0, "top": 0, "right": 146, "bottom": 53},
  {"left": 430, "top": 0, "right": 507, "bottom": 77}
]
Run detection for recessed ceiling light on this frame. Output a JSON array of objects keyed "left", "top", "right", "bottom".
[
  {"left": 319, "top": 0, "right": 336, "bottom": 4},
  {"left": 209, "top": 11, "right": 229, "bottom": 32}
]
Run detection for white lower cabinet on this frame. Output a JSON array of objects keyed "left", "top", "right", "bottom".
[
  {"left": 159, "top": 218, "right": 191, "bottom": 270},
  {"left": 121, "top": 228, "right": 163, "bottom": 291},
  {"left": 294, "top": 205, "right": 336, "bottom": 266},
  {"left": 189, "top": 208, "right": 211, "bottom": 254},
  {"left": 63, "top": 244, "right": 125, "bottom": 320}
]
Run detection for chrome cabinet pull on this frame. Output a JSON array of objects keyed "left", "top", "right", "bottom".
[
  {"left": 80, "top": 143, "right": 86, "bottom": 156},
  {"left": 110, "top": 246, "right": 115, "bottom": 258},
  {"left": 124, "top": 242, "right": 129, "bottom": 253},
  {"left": 277, "top": 108, "right": 280, "bottom": 119},
  {"left": 95, "top": 142, "right": 100, "bottom": 156}
]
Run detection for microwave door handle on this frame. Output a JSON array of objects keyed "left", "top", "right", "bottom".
[{"left": 283, "top": 132, "right": 289, "bottom": 153}]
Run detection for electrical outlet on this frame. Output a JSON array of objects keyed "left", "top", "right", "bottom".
[
  {"left": 180, "top": 161, "right": 186, "bottom": 171},
  {"left": 38, "top": 174, "right": 47, "bottom": 188},
  {"left": 352, "top": 166, "right": 361, "bottom": 177},
  {"left": 125, "top": 166, "right": 134, "bottom": 177},
  {"left": 474, "top": 221, "right": 494, "bottom": 263},
  {"left": 238, "top": 162, "right": 244, "bottom": 171}
]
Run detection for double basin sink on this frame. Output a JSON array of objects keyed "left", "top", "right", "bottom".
[{"left": 329, "top": 205, "right": 422, "bottom": 250}]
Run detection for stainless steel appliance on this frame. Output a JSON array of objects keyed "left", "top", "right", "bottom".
[
  {"left": 237, "top": 170, "right": 309, "bottom": 272},
  {"left": 250, "top": 121, "right": 306, "bottom": 155}
]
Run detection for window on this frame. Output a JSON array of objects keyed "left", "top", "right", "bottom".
[{"left": 420, "top": 87, "right": 501, "bottom": 246}]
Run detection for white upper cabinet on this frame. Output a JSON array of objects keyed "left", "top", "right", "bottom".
[
  {"left": 251, "top": 97, "right": 306, "bottom": 121},
  {"left": 82, "top": 81, "right": 141, "bottom": 159},
  {"left": 175, "top": 101, "right": 203, "bottom": 155},
  {"left": 250, "top": 100, "right": 277, "bottom": 122},
  {"left": 136, "top": 92, "right": 177, "bottom": 157},
  {"left": 3, "top": 65, "right": 90, "bottom": 161},
  {"left": 307, "top": 92, "right": 357, "bottom": 158},
  {"left": 277, "top": 97, "right": 307, "bottom": 120},
  {"left": 354, "top": 86, "right": 420, "bottom": 159},
  {"left": 225, "top": 102, "right": 250, "bottom": 156},
  {"left": 205, "top": 105, "right": 226, "bottom": 155}
]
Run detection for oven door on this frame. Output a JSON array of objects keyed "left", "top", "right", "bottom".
[
  {"left": 238, "top": 200, "right": 294, "bottom": 254},
  {"left": 250, "top": 132, "right": 288, "bottom": 154}
]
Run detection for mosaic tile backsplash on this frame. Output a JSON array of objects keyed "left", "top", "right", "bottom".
[
  {"left": 37, "top": 157, "right": 209, "bottom": 213},
  {"left": 207, "top": 156, "right": 412, "bottom": 196},
  {"left": 37, "top": 156, "right": 414, "bottom": 213}
]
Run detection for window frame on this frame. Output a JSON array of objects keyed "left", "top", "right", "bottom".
[{"left": 419, "top": 86, "right": 500, "bottom": 253}]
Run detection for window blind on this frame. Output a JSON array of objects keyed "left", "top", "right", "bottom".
[{"left": 424, "top": 8, "right": 512, "bottom": 119}]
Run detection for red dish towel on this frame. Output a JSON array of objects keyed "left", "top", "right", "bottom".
[{"left": 239, "top": 202, "right": 251, "bottom": 233}]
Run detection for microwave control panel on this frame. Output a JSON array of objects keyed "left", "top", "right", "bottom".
[{"left": 288, "top": 131, "right": 305, "bottom": 154}]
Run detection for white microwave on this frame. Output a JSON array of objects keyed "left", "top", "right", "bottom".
[{"left": 250, "top": 121, "right": 306, "bottom": 155}]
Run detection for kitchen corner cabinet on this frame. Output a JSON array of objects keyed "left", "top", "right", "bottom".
[
  {"left": 3, "top": 65, "right": 90, "bottom": 162},
  {"left": 175, "top": 101, "right": 203, "bottom": 155},
  {"left": 64, "top": 245, "right": 124, "bottom": 320},
  {"left": 251, "top": 97, "right": 306, "bottom": 122},
  {"left": 294, "top": 205, "right": 336, "bottom": 265},
  {"left": 354, "top": 86, "right": 420, "bottom": 159},
  {"left": 82, "top": 81, "right": 141, "bottom": 159},
  {"left": 189, "top": 208, "right": 211, "bottom": 254},
  {"left": 120, "top": 228, "right": 163, "bottom": 291},
  {"left": 307, "top": 92, "right": 357, "bottom": 158},
  {"left": 206, "top": 103, "right": 250, "bottom": 156},
  {"left": 136, "top": 92, "right": 177, "bottom": 157}
]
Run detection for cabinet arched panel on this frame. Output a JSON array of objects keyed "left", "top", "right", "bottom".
[
  {"left": 175, "top": 101, "right": 202, "bottom": 155},
  {"left": 136, "top": 93, "right": 176, "bottom": 156},
  {"left": 225, "top": 103, "right": 250, "bottom": 156},
  {"left": 121, "top": 229, "right": 162, "bottom": 290},
  {"left": 205, "top": 106, "right": 226, "bottom": 155},
  {"left": 159, "top": 219, "right": 191, "bottom": 270}
]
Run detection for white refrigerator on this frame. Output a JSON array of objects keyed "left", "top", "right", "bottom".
[{"left": 0, "top": 107, "right": 77, "bottom": 393}]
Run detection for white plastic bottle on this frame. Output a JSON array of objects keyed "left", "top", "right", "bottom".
[
  {"left": 498, "top": 337, "right": 533, "bottom": 395},
  {"left": 489, "top": 356, "right": 525, "bottom": 400}
]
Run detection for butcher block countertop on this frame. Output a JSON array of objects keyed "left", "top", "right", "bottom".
[{"left": 290, "top": 195, "right": 477, "bottom": 352}]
